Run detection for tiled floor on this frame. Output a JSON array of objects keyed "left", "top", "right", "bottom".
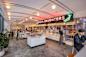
[{"left": 3, "top": 39, "right": 72, "bottom": 57}]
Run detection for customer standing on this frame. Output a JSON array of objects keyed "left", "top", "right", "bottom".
[
  {"left": 16, "top": 30, "right": 19, "bottom": 40},
  {"left": 59, "top": 27, "right": 63, "bottom": 45},
  {"left": 10, "top": 30, "right": 14, "bottom": 39},
  {"left": 74, "top": 29, "right": 86, "bottom": 52},
  {"left": 11, "top": 31, "right": 14, "bottom": 39}
]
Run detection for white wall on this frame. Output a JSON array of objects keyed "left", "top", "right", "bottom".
[
  {"left": 0, "top": 1, "right": 10, "bottom": 32},
  {"left": 4, "top": 21, "right": 10, "bottom": 32}
]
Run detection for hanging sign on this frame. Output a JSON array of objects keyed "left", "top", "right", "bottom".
[
  {"left": 38, "top": 16, "right": 65, "bottom": 24},
  {"left": 38, "top": 11, "right": 73, "bottom": 24},
  {"left": 64, "top": 11, "right": 73, "bottom": 23}
]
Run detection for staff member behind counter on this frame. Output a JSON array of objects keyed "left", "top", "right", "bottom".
[{"left": 74, "top": 29, "right": 86, "bottom": 52}]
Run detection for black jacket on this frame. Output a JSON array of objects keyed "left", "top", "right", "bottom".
[
  {"left": 80, "top": 35, "right": 86, "bottom": 42},
  {"left": 74, "top": 34, "right": 86, "bottom": 51},
  {"left": 59, "top": 30, "right": 63, "bottom": 35}
]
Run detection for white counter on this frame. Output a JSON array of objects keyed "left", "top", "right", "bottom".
[
  {"left": 75, "top": 46, "right": 86, "bottom": 57},
  {"left": 19, "top": 32, "right": 30, "bottom": 38},
  {"left": 45, "top": 32, "right": 73, "bottom": 46},
  {"left": 27, "top": 34, "right": 46, "bottom": 47},
  {"left": 46, "top": 32, "right": 60, "bottom": 41}
]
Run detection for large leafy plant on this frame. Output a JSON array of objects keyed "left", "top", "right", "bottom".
[{"left": 0, "top": 33, "right": 9, "bottom": 50}]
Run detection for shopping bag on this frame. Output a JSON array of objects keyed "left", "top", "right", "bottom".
[
  {"left": 67, "top": 52, "right": 75, "bottom": 57},
  {"left": 67, "top": 47, "right": 76, "bottom": 57}
]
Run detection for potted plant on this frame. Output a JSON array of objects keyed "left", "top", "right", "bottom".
[{"left": 0, "top": 33, "right": 9, "bottom": 57}]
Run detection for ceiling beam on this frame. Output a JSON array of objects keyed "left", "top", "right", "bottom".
[
  {"left": 40, "top": 3, "right": 50, "bottom": 9},
  {"left": 49, "top": 0, "right": 68, "bottom": 11},
  {"left": 55, "top": 0, "right": 74, "bottom": 13},
  {"left": 8, "top": 2, "right": 54, "bottom": 16},
  {"left": 49, "top": 0, "right": 74, "bottom": 13},
  {"left": 11, "top": 11, "right": 44, "bottom": 19}
]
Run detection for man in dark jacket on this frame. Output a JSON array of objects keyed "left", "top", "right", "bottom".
[
  {"left": 74, "top": 29, "right": 86, "bottom": 52},
  {"left": 59, "top": 27, "right": 63, "bottom": 45}
]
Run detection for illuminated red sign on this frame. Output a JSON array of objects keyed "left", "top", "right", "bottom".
[{"left": 38, "top": 16, "right": 65, "bottom": 24}]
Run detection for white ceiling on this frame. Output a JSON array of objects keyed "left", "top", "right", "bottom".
[
  {"left": 1, "top": 0, "right": 86, "bottom": 23},
  {"left": 60, "top": 0, "right": 86, "bottom": 11}
]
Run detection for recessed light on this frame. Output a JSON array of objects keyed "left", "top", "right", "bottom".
[
  {"left": 51, "top": 4, "right": 56, "bottom": 9},
  {"left": 6, "top": 4, "right": 11, "bottom": 9},
  {"left": 8, "top": 16, "right": 11, "bottom": 20},
  {"left": 7, "top": 12, "right": 11, "bottom": 16},
  {"left": 29, "top": 16, "right": 32, "bottom": 19},
  {"left": 36, "top": 12, "right": 40, "bottom": 16},
  {"left": 25, "top": 18, "right": 28, "bottom": 21}
]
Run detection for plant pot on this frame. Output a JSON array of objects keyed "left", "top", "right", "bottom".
[{"left": 0, "top": 49, "right": 5, "bottom": 57}]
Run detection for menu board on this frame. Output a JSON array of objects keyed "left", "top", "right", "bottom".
[
  {"left": 38, "top": 13, "right": 73, "bottom": 24},
  {"left": 38, "top": 15, "right": 66, "bottom": 24}
]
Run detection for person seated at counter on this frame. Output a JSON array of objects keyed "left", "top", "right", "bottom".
[{"left": 74, "top": 29, "right": 86, "bottom": 52}]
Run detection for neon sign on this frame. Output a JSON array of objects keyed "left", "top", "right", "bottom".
[
  {"left": 38, "top": 16, "right": 65, "bottom": 24},
  {"left": 64, "top": 11, "right": 73, "bottom": 23},
  {"left": 38, "top": 11, "right": 73, "bottom": 24}
]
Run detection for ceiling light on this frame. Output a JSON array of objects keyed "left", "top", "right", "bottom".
[
  {"left": 8, "top": 16, "right": 11, "bottom": 20},
  {"left": 6, "top": 3, "right": 11, "bottom": 9},
  {"left": 51, "top": 4, "right": 56, "bottom": 9},
  {"left": 7, "top": 12, "right": 11, "bottom": 16},
  {"left": 6, "top": 6, "right": 10, "bottom": 9},
  {"left": 36, "top": 12, "right": 40, "bottom": 16},
  {"left": 29, "top": 16, "right": 32, "bottom": 19},
  {"left": 25, "top": 18, "right": 28, "bottom": 21}
]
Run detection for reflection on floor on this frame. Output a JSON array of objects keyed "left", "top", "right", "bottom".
[{"left": 3, "top": 39, "right": 72, "bottom": 57}]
